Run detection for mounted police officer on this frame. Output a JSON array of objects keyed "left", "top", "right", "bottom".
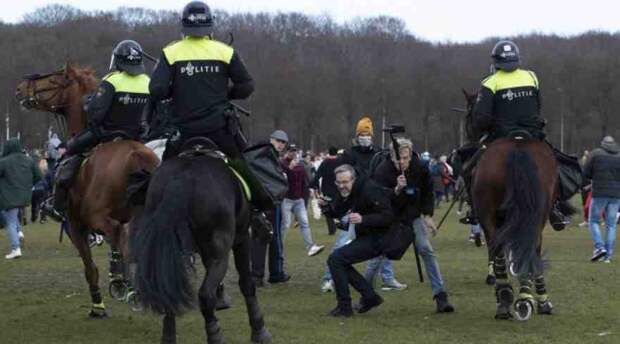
[
  {"left": 48, "top": 40, "right": 150, "bottom": 221},
  {"left": 149, "top": 1, "right": 281, "bottom": 230},
  {"left": 149, "top": 0, "right": 254, "bottom": 159},
  {"left": 461, "top": 40, "right": 581, "bottom": 230}
]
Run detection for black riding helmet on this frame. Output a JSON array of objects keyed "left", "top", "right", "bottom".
[
  {"left": 491, "top": 40, "right": 520, "bottom": 72},
  {"left": 110, "top": 40, "right": 145, "bottom": 76},
  {"left": 181, "top": 1, "right": 214, "bottom": 37}
]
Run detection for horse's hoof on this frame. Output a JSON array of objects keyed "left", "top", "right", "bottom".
[
  {"left": 207, "top": 323, "right": 225, "bottom": 344},
  {"left": 215, "top": 296, "right": 232, "bottom": 311},
  {"left": 251, "top": 328, "right": 273, "bottom": 343},
  {"left": 514, "top": 299, "right": 534, "bottom": 321},
  {"left": 160, "top": 336, "right": 176, "bottom": 344},
  {"left": 485, "top": 275, "right": 496, "bottom": 285},
  {"left": 494, "top": 307, "right": 513, "bottom": 320},
  {"left": 537, "top": 300, "right": 553, "bottom": 315},
  {"left": 126, "top": 291, "right": 143, "bottom": 312},
  {"left": 509, "top": 262, "right": 518, "bottom": 277},
  {"left": 88, "top": 308, "right": 108, "bottom": 319},
  {"left": 109, "top": 280, "right": 128, "bottom": 301}
]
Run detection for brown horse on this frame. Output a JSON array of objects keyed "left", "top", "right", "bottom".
[
  {"left": 15, "top": 63, "right": 160, "bottom": 317},
  {"left": 462, "top": 89, "right": 556, "bottom": 321}
]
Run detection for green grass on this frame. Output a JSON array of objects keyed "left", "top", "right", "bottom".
[{"left": 0, "top": 204, "right": 618, "bottom": 344}]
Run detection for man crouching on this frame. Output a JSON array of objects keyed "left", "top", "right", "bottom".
[{"left": 322, "top": 164, "right": 394, "bottom": 317}]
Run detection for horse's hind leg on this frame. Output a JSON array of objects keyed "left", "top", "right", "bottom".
[
  {"left": 233, "top": 238, "right": 272, "bottom": 343},
  {"left": 485, "top": 246, "right": 496, "bottom": 285},
  {"left": 199, "top": 257, "right": 229, "bottom": 344},
  {"left": 493, "top": 249, "right": 513, "bottom": 320},
  {"left": 514, "top": 277, "right": 536, "bottom": 321},
  {"left": 534, "top": 275, "right": 553, "bottom": 314},
  {"left": 69, "top": 221, "right": 107, "bottom": 318},
  {"left": 161, "top": 313, "right": 177, "bottom": 344}
]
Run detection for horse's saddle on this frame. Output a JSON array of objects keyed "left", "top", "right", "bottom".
[
  {"left": 177, "top": 137, "right": 225, "bottom": 159},
  {"left": 507, "top": 129, "right": 534, "bottom": 140}
]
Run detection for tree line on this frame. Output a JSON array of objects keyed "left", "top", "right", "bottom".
[{"left": 1, "top": 4, "right": 619, "bottom": 155}]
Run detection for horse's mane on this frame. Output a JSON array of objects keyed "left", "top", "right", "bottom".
[{"left": 70, "top": 65, "right": 99, "bottom": 92}]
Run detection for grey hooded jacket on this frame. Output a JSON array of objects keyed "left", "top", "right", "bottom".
[{"left": 584, "top": 136, "right": 620, "bottom": 198}]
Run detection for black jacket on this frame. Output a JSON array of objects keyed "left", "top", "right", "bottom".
[
  {"left": 473, "top": 69, "right": 544, "bottom": 138},
  {"left": 88, "top": 71, "right": 150, "bottom": 138},
  {"left": 322, "top": 176, "right": 393, "bottom": 236},
  {"left": 340, "top": 144, "right": 378, "bottom": 177},
  {"left": 584, "top": 141, "right": 620, "bottom": 198},
  {"left": 311, "top": 156, "right": 339, "bottom": 198},
  {"left": 149, "top": 37, "right": 254, "bottom": 135},
  {"left": 372, "top": 156, "right": 434, "bottom": 224}
]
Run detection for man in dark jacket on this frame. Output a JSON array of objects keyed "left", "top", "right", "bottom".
[
  {"left": 1, "top": 138, "right": 41, "bottom": 259},
  {"left": 372, "top": 137, "right": 454, "bottom": 312},
  {"left": 584, "top": 136, "right": 620, "bottom": 263},
  {"left": 324, "top": 164, "right": 394, "bottom": 317},
  {"left": 311, "top": 146, "right": 340, "bottom": 235}
]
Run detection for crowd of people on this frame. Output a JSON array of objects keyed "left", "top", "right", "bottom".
[{"left": 1, "top": 2, "right": 619, "bottom": 325}]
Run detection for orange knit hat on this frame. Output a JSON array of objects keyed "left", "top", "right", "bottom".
[{"left": 356, "top": 116, "right": 374, "bottom": 137}]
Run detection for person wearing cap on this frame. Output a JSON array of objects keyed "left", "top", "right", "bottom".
[
  {"left": 462, "top": 39, "right": 582, "bottom": 231},
  {"left": 250, "top": 130, "right": 292, "bottom": 285},
  {"left": 583, "top": 136, "right": 620, "bottom": 263},
  {"left": 47, "top": 40, "right": 150, "bottom": 221}
]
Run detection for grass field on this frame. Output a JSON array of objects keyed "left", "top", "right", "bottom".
[{"left": 0, "top": 203, "right": 618, "bottom": 344}]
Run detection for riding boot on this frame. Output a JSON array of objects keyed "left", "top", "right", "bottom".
[
  {"left": 549, "top": 200, "right": 571, "bottom": 231},
  {"left": 43, "top": 185, "right": 68, "bottom": 223}
]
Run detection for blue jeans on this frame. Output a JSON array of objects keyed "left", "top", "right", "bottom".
[
  {"left": 323, "top": 224, "right": 356, "bottom": 281},
  {"left": 282, "top": 198, "right": 315, "bottom": 250},
  {"left": 2, "top": 208, "right": 21, "bottom": 250},
  {"left": 364, "top": 256, "right": 395, "bottom": 285},
  {"left": 588, "top": 197, "right": 620, "bottom": 258},
  {"left": 412, "top": 217, "right": 446, "bottom": 296}
]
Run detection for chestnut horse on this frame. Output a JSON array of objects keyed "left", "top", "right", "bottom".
[
  {"left": 15, "top": 63, "right": 160, "bottom": 317},
  {"left": 462, "top": 90, "right": 556, "bottom": 321}
]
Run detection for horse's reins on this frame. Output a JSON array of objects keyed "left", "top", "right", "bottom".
[
  {"left": 22, "top": 70, "right": 81, "bottom": 139},
  {"left": 22, "top": 70, "right": 76, "bottom": 110}
]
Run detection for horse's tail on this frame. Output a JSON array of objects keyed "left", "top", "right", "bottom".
[
  {"left": 493, "top": 147, "right": 544, "bottom": 277},
  {"left": 133, "top": 168, "right": 195, "bottom": 315}
]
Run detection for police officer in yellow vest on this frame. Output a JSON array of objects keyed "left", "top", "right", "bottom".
[
  {"left": 149, "top": 1, "right": 254, "bottom": 158},
  {"left": 465, "top": 40, "right": 580, "bottom": 230},
  {"left": 149, "top": 1, "right": 281, "bottom": 221},
  {"left": 48, "top": 40, "right": 150, "bottom": 221}
]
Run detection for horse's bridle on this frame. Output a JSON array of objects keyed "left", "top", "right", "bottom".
[{"left": 21, "top": 70, "right": 75, "bottom": 112}]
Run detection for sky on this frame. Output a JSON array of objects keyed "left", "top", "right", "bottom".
[{"left": 3, "top": 0, "right": 620, "bottom": 42}]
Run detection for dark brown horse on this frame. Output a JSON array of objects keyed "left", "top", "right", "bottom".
[
  {"left": 462, "top": 89, "right": 556, "bottom": 321},
  {"left": 15, "top": 63, "right": 160, "bottom": 317}
]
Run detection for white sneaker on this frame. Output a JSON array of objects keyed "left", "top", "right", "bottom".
[
  {"left": 5, "top": 248, "right": 22, "bottom": 259},
  {"left": 381, "top": 279, "right": 408, "bottom": 291},
  {"left": 18, "top": 231, "right": 24, "bottom": 246},
  {"left": 321, "top": 280, "right": 334, "bottom": 293},
  {"left": 603, "top": 257, "right": 611, "bottom": 264},
  {"left": 307, "top": 244, "right": 325, "bottom": 257}
]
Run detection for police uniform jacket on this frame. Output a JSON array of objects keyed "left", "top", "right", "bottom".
[
  {"left": 88, "top": 71, "right": 150, "bottom": 138},
  {"left": 149, "top": 36, "right": 254, "bottom": 135},
  {"left": 472, "top": 69, "right": 543, "bottom": 138}
]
